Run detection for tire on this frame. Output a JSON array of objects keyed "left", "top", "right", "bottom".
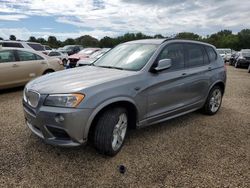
[
  {"left": 43, "top": 69, "right": 54, "bottom": 75},
  {"left": 202, "top": 86, "right": 223, "bottom": 115},
  {"left": 62, "top": 59, "right": 67, "bottom": 66},
  {"left": 235, "top": 61, "right": 239, "bottom": 68},
  {"left": 93, "top": 107, "right": 128, "bottom": 156},
  {"left": 248, "top": 64, "right": 250, "bottom": 73}
]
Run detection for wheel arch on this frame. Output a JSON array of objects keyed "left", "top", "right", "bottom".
[
  {"left": 209, "top": 81, "right": 225, "bottom": 96},
  {"left": 43, "top": 69, "right": 55, "bottom": 75},
  {"left": 84, "top": 97, "right": 139, "bottom": 140}
]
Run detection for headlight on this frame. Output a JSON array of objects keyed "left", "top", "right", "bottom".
[{"left": 44, "top": 93, "right": 85, "bottom": 108}]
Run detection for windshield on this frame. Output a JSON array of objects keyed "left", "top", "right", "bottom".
[{"left": 94, "top": 43, "right": 158, "bottom": 71}]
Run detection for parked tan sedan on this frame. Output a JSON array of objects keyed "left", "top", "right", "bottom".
[{"left": 0, "top": 48, "right": 64, "bottom": 89}]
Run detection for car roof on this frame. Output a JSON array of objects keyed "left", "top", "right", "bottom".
[
  {"left": 124, "top": 38, "right": 215, "bottom": 48},
  {"left": 0, "top": 47, "right": 47, "bottom": 56},
  {"left": 0, "top": 40, "right": 41, "bottom": 44}
]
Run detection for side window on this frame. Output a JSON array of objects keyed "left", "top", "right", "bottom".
[
  {"left": 0, "top": 50, "right": 16, "bottom": 63},
  {"left": 205, "top": 46, "right": 217, "bottom": 62},
  {"left": 36, "top": 54, "right": 44, "bottom": 60},
  {"left": 2, "top": 42, "right": 24, "bottom": 48},
  {"left": 17, "top": 51, "right": 38, "bottom": 61},
  {"left": 185, "top": 44, "right": 204, "bottom": 67},
  {"left": 158, "top": 43, "right": 185, "bottom": 70},
  {"left": 49, "top": 52, "right": 59, "bottom": 56},
  {"left": 27, "top": 43, "right": 45, "bottom": 51}
]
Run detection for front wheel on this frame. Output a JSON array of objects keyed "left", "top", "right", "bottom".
[
  {"left": 202, "top": 86, "right": 223, "bottom": 115},
  {"left": 93, "top": 107, "right": 128, "bottom": 156}
]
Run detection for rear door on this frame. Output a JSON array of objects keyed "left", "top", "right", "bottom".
[
  {"left": 0, "top": 49, "right": 23, "bottom": 88},
  {"left": 15, "top": 50, "right": 48, "bottom": 81},
  {"left": 182, "top": 43, "right": 211, "bottom": 105}
]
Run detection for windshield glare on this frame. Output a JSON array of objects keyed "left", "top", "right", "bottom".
[{"left": 94, "top": 44, "right": 158, "bottom": 71}]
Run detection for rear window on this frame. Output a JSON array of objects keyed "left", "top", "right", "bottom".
[
  {"left": 185, "top": 44, "right": 205, "bottom": 67},
  {"left": 205, "top": 46, "right": 217, "bottom": 62},
  {"left": 1, "top": 42, "right": 24, "bottom": 48},
  {"left": 27, "top": 43, "right": 45, "bottom": 51}
]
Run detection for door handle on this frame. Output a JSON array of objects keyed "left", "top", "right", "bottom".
[
  {"left": 12, "top": 64, "right": 19, "bottom": 67},
  {"left": 182, "top": 73, "right": 188, "bottom": 76},
  {"left": 208, "top": 67, "right": 212, "bottom": 71}
]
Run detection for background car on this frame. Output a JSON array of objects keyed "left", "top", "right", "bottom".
[
  {"left": 234, "top": 49, "right": 250, "bottom": 68},
  {"left": 0, "top": 40, "right": 46, "bottom": 55},
  {"left": 217, "top": 48, "right": 232, "bottom": 62},
  {"left": 58, "top": 45, "right": 83, "bottom": 56},
  {"left": 48, "top": 51, "right": 68, "bottom": 66},
  {"left": 44, "top": 45, "right": 53, "bottom": 53},
  {"left": 0, "top": 47, "right": 64, "bottom": 89},
  {"left": 67, "top": 48, "right": 101, "bottom": 68},
  {"left": 76, "top": 48, "right": 110, "bottom": 67},
  {"left": 229, "top": 51, "right": 239, "bottom": 65}
]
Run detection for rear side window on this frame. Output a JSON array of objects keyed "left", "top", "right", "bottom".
[
  {"left": 158, "top": 43, "right": 185, "bottom": 70},
  {"left": 17, "top": 50, "right": 43, "bottom": 61},
  {"left": 205, "top": 46, "right": 217, "bottom": 62},
  {"left": 185, "top": 44, "right": 205, "bottom": 67},
  {"left": 27, "top": 43, "right": 45, "bottom": 51},
  {"left": 1, "top": 42, "right": 24, "bottom": 48},
  {"left": 0, "top": 50, "right": 16, "bottom": 63},
  {"left": 49, "top": 52, "right": 60, "bottom": 56}
]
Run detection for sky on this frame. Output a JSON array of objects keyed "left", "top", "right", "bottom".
[{"left": 0, "top": 0, "right": 249, "bottom": 41}]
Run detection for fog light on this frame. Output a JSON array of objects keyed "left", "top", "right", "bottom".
[{"left": 55, "top": 114, "right": 64, "bottom": 123}]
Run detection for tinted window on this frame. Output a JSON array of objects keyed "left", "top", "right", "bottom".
[
  {"left": 49, "top": 52, "right": 60, "bottom": 56},
  {"left": 1, "top": 42, "right": 23, "bottom": 48},
  {"left": 158, "top": 43, "right": 185, "bottom": 70},
  {"left": 185, "top": 44, "right": 204, "bottom": 67},
  {"left": 27, "top": 43, "right": 45, "bottom": 51},
  {"left": 17, "top": 51, "right": 39, "bottom": 61},
  {"left": 45, "top": 46, "right": 52, "bottom": 50},
  {"left": 0, "top": 50, "right": 16, "bottom": 63},
  {"left": 205, "top": 46, "right": 217, "bottom": 62}
]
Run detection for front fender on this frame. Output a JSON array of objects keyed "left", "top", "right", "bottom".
[{"left": 83, "top": 96, "right": 137, "bottom": 139}]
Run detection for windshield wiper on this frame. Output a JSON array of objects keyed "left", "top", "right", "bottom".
[{"left": 96, "top": 65, "right": 125, "bottom": 70}]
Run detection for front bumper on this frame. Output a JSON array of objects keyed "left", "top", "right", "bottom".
[{"left": 23, "top": 101, "right": 93, "bottom": 147}]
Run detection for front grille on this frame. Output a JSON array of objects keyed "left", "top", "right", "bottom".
[{"left": 25, "top": 90, "right": 40, "bottom": 108}]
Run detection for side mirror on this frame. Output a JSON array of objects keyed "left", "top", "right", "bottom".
[{"left": 153, "top": 59, "right": 172, "bottom": 72}]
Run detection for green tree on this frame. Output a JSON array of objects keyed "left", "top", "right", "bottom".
[
  {"left": 99, "top": 36, "right": 115, "bottom": 48},
  {"left": 63, "top": 38, "right": 75, "bottom": 45},
  {"left": 238, "top": 29, "right": 250, "bottom": 50},
  {"left": 9, "top": 35, "right": 16, "bottom": 41},
  {"left": 28, "top": 36, "right": 37, "bottom": 42},
  {"left": 175, "top": 32, "right": 201, "bottom": 40},
  {"left": 47, "top": 36, "right": 59, "bottom": 48},
  {"left": 75, "top": 35, "right": 99, "bottom": 47}
]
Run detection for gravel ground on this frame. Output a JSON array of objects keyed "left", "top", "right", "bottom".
[{"left": 0, "top": 66, "right": 249, "bottom": 187}]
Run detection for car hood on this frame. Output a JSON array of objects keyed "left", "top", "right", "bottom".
[{"left": 26, "top": 66, "right": 137, "bottom": 94}]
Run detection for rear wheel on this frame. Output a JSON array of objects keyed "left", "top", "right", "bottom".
[
  {"left": 202, "top": 86, "right": 223, "bottom": 115},
  {"left": 93, "top": 107, "right": 128, "bottom": 156}
]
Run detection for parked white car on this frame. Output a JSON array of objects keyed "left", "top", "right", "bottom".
[
  {"left": 217, "top": 48, "right": 232, "bottom": 62},
  {"left": 0, "top": 40, "right": 46, "bottom": 54},
  {"left": 47, "top": 51, "right": 68, "bottom": 66}
]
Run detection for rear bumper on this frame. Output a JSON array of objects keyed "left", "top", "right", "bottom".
[{"left": 23, "top": 102, "right": 93, "bottom": 147}]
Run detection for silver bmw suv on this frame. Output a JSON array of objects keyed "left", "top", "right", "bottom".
[{"left": 23, "top": 39, "right": 226, "bottom": 156}]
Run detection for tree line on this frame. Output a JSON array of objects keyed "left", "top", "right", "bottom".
[{"left": 1, "top": 29, "right": 250, "bottom": 51}]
